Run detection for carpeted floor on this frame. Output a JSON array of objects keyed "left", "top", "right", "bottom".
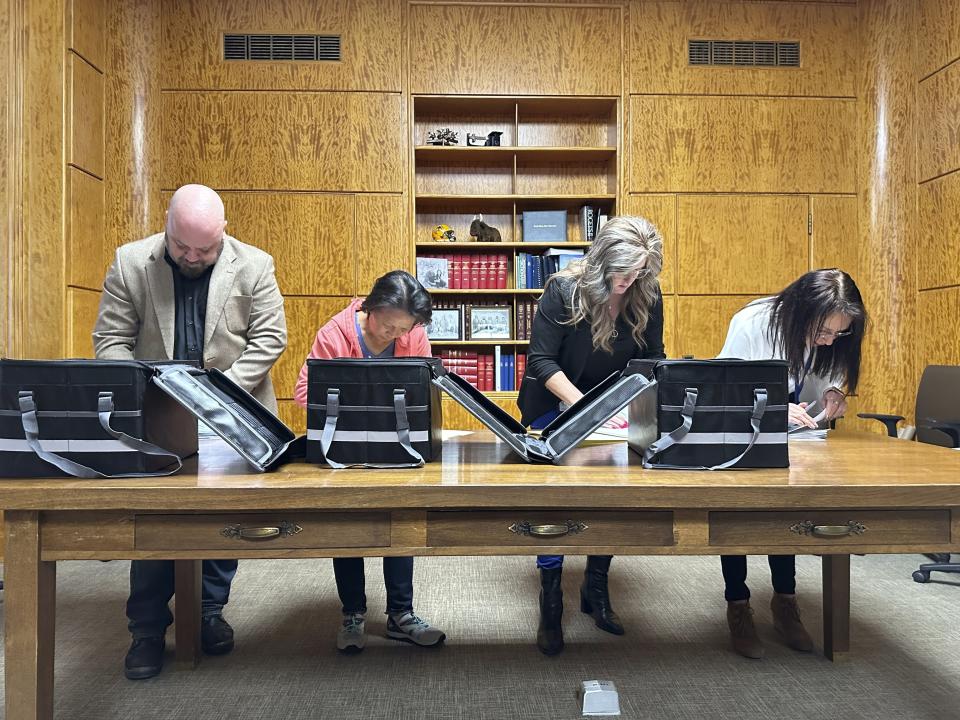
[{"left": 1, "top": 554, "right": 959, "bottom": 719}]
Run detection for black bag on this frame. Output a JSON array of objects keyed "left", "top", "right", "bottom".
[
  {"left": 306, "top": 358, "right": 442, "bottom": 468},
  {"left": 0, "top": 359, "right": 197, "bottom": 478},
  {"left": 432, "top": 359, "right": 652, "bottom": 463},
  {"left": 151, "top": 365, "right": 297, "bottom": 471},
  {"left": 627, "top": 359, "right": 790, "bottom": 469}
]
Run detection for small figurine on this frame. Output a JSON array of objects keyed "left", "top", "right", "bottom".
[
  {"left": 466, "top": 133, "right": 486, "bottom": 147},
  {"left": 426, "top": 128, "right": 459, "bottom": 146},
  {"left": 485, "top": 131, "right": 503, "bottom": 147},
  {"left": 431, "top": 223, "right": 457, "bottom": 242},
  {"left": 469, "top": 214, "right": 502, "bottom": 243}
]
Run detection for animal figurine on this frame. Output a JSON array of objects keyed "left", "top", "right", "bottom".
[{"left": 469, "top": 214, "right": 502, "bottom": 243}]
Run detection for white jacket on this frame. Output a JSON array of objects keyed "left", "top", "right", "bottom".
[{"left": 716, "top": 298, "right": 838, "bottom": 405}]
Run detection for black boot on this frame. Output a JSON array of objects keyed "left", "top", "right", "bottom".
[
  {"left": 580, "top": 555, "right": 624, "bottom": 635},
  {"left": 537, "top": 567, "right": 564, "bottom": 655}
]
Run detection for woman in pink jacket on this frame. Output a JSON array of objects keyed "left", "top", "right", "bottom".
[{"left": 294, "top": 270, "right": 443, "bottom": 653}]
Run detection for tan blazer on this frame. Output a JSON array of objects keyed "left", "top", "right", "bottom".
[{"left": 93, "top": 233, "right": 287, "bottom": 412}]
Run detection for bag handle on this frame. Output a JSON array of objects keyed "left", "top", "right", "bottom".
[
  {"left": 318, "top": 388, "right": 425, "bottom": 469},
  {"left": 17, "top": 390, "right": 184, "bottom": 478},
  {"left": 643, "top": 387, "right": 769, "bottom": 470}
]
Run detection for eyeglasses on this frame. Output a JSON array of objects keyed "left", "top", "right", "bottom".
[{"left": 815, "top": 327, "right": 853, "bottom": 340}]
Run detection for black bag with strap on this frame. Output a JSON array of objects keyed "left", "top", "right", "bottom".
[
  {"left": 0, "top": 359, "right": 198, "bottom": 478},
  {"left": 306, "top": 358, "right": 442, "bottom": 468},
  {"left": 627, "top": 359, "right": 790, "bottom": 469}
]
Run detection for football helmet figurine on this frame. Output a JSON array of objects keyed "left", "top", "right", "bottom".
[{"left": 431, "top": 224, "right": 457, "bottom": 242}]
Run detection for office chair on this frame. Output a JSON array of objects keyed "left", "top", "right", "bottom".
[{"left": 859, "top": 365, "right": 960, "bottom": 584}]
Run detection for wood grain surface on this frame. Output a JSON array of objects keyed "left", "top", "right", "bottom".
[
  {"left": 68, "top": 52, "right": 104, "bottom": 179},
  {"left": 675, "top": 295, "right": 763, "bottom": 360},
  {"left": 917, "top": 60, "right": 960, "bottom": 183},
  {"left": 66, "top": 166, "right": 106, "bottom": 291},
  {"left": 918, "top": 288, "right": 960, "bottom": 365},
  {"left": 916, "top": 0, "right": 960, "bottom": 80},
  {"left": 918, "top": 172, "right": 960, "bottom": 291},
  {"left": 810, "top": 195, "right": 858, "bottom": 278},
  {"left": 69, "top": 0, "right": 105, "bottom": 71},
  {"left": 67, "top": 287, "right": 100, "bottom": 358},
  {"left": 620, "top": 194, "right": 677, "bottom": 295}
]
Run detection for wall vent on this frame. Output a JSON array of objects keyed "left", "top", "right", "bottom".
[
  {"left": 223, "top": 34, "right": 342, "bottom": 61},
  {"left": 688, "top": 40, "right": 800, "bottom": 67}
]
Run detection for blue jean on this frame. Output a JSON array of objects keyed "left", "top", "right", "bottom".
[
  {"left": 126, "top": 559, "right": 238, "bottom": 638},
  {"left": 720, "top": 554, "right": 796, "bottom": 602},
  {"left": 532, "top": 409, "right": 571, "bottom": 572},
  {"left": 333, "top": 556, "right": 414, "bottom": 615}
]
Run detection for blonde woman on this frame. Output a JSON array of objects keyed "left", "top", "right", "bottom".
[{"left": 517, "top": 215, "right": 666, "bottom": 655}]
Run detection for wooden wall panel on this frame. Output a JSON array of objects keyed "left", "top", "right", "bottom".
[
  {"left": 675, "top": 295, "right": 762, "bottom": 360},
  {"left": 161, "top": 0, "right": 402, "bottom": 92},
  {"left": 69, "top": 53, "right": 104, "bottom": 178},
  {"left": 629, "top": 96, "right": 856, "bottom": 194},
  {"left": 918, "top": 172, "right": 960, "bottom": 291},
  {"left": 409, "top": 3, "right": 621, "bottom": 96},
  {"left": 356, "top": 194, "right": 407, "bottom": 293},
  {"left": 442, "top": 395, "right": 520, "bottom": 431},
  {"left": 271, "top": 296, "right": 351, "bottom": 401},
  {"left": 67, "top": 167, "right": 105, "bottom": 291},
  {"left": 105, "top": 0, "right": 163, "bottom": 253},
  {"left": 70, "top": 0, "right": 104, "bottom": 70},
  {"left": 629, "top": 1, "right": 856, "bottom": 98},
  {"left": 917, "top": 0, "right": 960, "bottom": 80},
  {"left": 811, "top": 196, "right": 858, "bottom": 278},
  {"left": 857, "top": 0, "right": 920, "bottom": 427},
  {"left": 0, "top": 0, "right": 9, "bottom": 357},
  {"left": 161, "top": 92, "right": 403, "bottom": 192},
  {"left": 662, "top": 294, "right": 676, "bottom": 358},
  {"left": 919, "top": 288, "right": 960, "bottom": 365},
  {"left": 677, "top": 195, "right": 808, "bottom": 295},
  {"left": 67, "top": 287, "right": 100, "bottom": 357},
  {"left": 219, "top": 192, "right": 356, "bottom": 297},
  {"left": 619, "top": 194, "right": 676, "bottom": 295},
  {"left": 917, "top": 61, "right": 960, "bottom": 183},
  {"left": 277, "top": 399, "right": 306, "bottom": 436}
]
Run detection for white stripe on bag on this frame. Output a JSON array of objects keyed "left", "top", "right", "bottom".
[
  {"left": 0, "top": 438, "right": 140, "bottom": 452},
  {"left": 306, "top": 429, "right": 430, "bottom": 443},
  {"left": 660, "top": 432, "right": 787, "bottom": 445}
]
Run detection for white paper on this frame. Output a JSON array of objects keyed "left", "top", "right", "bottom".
[{"left": 581, "top": 680, "right": 620, "bottom": 716}]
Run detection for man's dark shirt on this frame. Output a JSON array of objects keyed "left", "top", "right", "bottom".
[{"left": 164, "top": 249, "right": 213, "bottom": 365}]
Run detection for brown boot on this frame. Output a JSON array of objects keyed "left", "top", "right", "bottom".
[
  {"left": 726, "top": 601, "right": 764, "bottom": 659},
  {"left": 770, "top": 594, "right": 814, "bottom": 652}
]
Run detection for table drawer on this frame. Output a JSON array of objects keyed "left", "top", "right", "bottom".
[
  {"left": 427, "top": 511, "right": 674, "bottom": 548},
  {"left": 709, "top": 510, "right": 951, "bottom": 547},
  {"left": 135, "top": 512, "right": 391, "bottom": 551}
]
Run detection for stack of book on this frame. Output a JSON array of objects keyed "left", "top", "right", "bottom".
[
  {"left": 579, "top": 205, "right": 608, "bottom": 242},
  {"left": 417, "top": 253, "right": 509, "bottom": 290},
  {"left": 435, "top": 349, "right": 528, "bottom": 392},
  {"left": 515, "top": 298, "right": 539, "bottom": 340}
]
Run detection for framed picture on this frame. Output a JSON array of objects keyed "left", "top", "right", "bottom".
[
  {"left": 416, "top": 256, "right": 449, "bottom": 289},
  {"left": 427, "top": 308, "right": 462, "bottom": 341},
  {"left": 468, "top": 306, "right": 512, "bottom": 340}
]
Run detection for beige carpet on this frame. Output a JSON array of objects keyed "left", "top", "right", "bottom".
[{"left": 1, "top": 554, "right": 959, "bottom": 719}]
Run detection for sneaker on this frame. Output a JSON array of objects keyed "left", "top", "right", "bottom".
[
  {"left": 771, "top": 594, "right": 814, "bottom": 652},
  {"left": 124, "top": 636, "right": 165, "bottom": 680},
  {"left": 386, "top": 611, "right": 446, "bottom": 647},
  {"left": 727, "top": 601, "right": 764, "bottom": 659},
  {"left": 201, "top": 615, "right": 235, "bottom": 656},
  {"left": 337, "top": 612, "right": 366, "bottom": 654}
]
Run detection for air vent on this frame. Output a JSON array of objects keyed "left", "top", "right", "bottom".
[
  {"left": 223, "top": 34, "right": 342, "bottom": 61},
  {"left": 688, "top": 39, "right": 800, "bottom": 68}
]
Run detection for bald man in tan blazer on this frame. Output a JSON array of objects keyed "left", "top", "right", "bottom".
[{"left": 93, "top": 184, "right": 287, "bottom": 680}]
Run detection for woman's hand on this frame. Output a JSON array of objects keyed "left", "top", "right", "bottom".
[
  {"left": 788, "top": 402, "right": 818, "bottom": 428},
  {"left": 822, "top": 388, "right": 847, "bottom": 420}
]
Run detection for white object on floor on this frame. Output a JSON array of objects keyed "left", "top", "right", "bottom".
[{"left": 581, "top": 680, "right": 620, "bottom": 716}]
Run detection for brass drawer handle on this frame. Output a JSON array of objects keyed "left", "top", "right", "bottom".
[
  {"left": 789, "top": 520, "right": 867, "bottom": 537},
  {"left": 221, "top": 522, "right": 303, "bottom": 541},
  {"left": 509, "top": 521, "right": 589, "bottom": 537}
]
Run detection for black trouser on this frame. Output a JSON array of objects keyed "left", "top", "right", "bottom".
[
  {"left": 720, "top": 554, "right": 796, "bottom": 602},
  {"left": 127, "top": 559, "right": 238, "bottom": 639},
  {"left": 333, "top": 556, "right": 414, "bottom": 615}
]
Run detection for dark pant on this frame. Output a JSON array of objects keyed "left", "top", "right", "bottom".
[
  {"left": 126, "top": 559, "right": 238, "bottom": 639},
  {"left": 334, "top": 556, "right": 414, "bottom": 615},
  {"left": 720, "top": 554, "right": 796, "bottom": 602},
  {"left": 537, "top": 554, "right": 611, "bottom": 570}
]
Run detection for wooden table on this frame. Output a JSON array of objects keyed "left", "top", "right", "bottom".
[{"left": 3, "top": 432, "right": 960, "bottom": 719}]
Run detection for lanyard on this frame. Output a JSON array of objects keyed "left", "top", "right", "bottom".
[{"left": 792, "top": 353, "right": 814, "bottom": 404}]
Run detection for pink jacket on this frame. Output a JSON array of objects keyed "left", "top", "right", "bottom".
[{"left": 294, "top": 298, "right": 432, "bottom": 407}]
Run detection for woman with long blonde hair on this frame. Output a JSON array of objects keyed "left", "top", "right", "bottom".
[{"left": 517, "top": 215, "right": 666, "bottom": 655}]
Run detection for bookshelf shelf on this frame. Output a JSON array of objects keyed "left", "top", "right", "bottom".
[{"left": 413, "top": 94, "right": 619, "bottom": 399}]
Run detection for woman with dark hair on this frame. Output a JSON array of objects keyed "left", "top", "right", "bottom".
[
  {"left": 716, "top": 268, "right": 867, "bottom": 659},
  {"left": 517, "top": 216, "right": 667, "bottom": 655},
  {"left": 294, "top": 270, "right": 444, "bottom": 653}
]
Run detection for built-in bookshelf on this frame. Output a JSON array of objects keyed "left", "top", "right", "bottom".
[{"left": 411, "top": 95, "right": 619, "bottom": 399}]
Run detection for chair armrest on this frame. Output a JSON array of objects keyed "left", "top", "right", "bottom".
[
  {"left": 922, "top": 421, "right": 960, "bottom": 448},
  {"left": 857, "top": 413, "right": 904, "bottom": 438}
]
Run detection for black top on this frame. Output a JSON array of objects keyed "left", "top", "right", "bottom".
[
  {"left": 517, "top": 276, "right": 666, "bottom": 426},
  {"left": 164, "top": 250, "right": 213, "bottom": 365}
]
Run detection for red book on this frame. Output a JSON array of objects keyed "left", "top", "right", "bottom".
[
  {"left": 469, "top": 256, "right": 480, "bottom": 290},
  {"left": 447, "top": 255, "right": 458, "bottom": 290},
  {"left": 497, "top": 254, "right": 507, "bottom": 289},
  {"left": 479, "top": 254, "right": 490, "bottom": 289},
  {"left": 516, "top": 353, "right": 526, "bottom": 387}
]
